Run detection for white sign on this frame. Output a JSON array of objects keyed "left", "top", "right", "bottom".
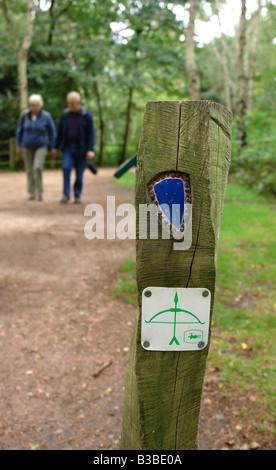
[{"left": 141, "top": 287, "right": 211, "bottom": 351}]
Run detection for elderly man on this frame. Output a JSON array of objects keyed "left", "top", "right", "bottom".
[{"left": 52, "top": 91, "right": 95, "bottom": 203}]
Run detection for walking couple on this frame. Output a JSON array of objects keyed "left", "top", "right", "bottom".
[{"left": 16, "top": 91, "right": 96, "bottom": 203}]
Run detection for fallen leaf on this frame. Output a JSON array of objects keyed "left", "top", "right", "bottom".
[
  {"left": 226, "top": 439, "right": 235, "bottom": 446},
  {"left": 26, "top": 370, "right": 33, "bottom": 375},
  {"left": 241, "top": 342, "right": 248, "bottom": 350},
  {"left": 87, "top": 318, "right": 102, "bottom": 323},
  {"left": 249, "top": 395, "right": 257, "bottom": 402},
  {"left": 29, "top": 443, "right": 39, "bottom": 450},
  {"left": 250, "top": 442, "right": 260, "bottom": 450},
  {"left": 240, "top": 444, "right": 250, "bottom": 450}
]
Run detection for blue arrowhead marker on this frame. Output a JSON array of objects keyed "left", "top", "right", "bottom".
[{"left": 153, "top": 178, "right": 185, "bottom": 229}]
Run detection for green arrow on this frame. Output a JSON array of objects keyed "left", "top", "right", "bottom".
[{"left": 169, "top": 291, "right": 180, "bottom": 345}]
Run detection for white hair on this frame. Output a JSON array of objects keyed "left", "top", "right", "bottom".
[
  {"left": 67, "top": 91, "right": 81, "bottom": 103},
  {"left": 29, "top": 94, "right": 43, "bottom": 107}
]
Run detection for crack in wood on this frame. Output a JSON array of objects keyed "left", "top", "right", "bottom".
[
  {"left": 186, "top": 210, "right": 202, "bottom": 288},
  {"left": 210, "top": 115, "right": 231, "bottom": 140},
  {"left": 176, "top": 102, "right": 182, "bottom": 170}
]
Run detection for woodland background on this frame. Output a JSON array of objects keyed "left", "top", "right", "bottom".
[{"left": 0, "top": 0, "right": 275, "bottom": 196}]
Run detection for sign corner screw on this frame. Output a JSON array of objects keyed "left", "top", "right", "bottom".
[{"left": 144, "top": 290, "right": 152, "bottom": 297}]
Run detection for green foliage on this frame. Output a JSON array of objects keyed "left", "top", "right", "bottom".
[
  {"left": 229, "top": 3, "right": 276, "bottom": 196},
  {"left": 231, "top": 112, "right": 276, "bottom": 196}
]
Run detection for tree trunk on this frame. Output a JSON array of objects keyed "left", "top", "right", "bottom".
[
  {"left": 247, "top": 0, "right": 262, "bottom": 114},
  {"left": 185, "top": 0, "right": 200, "bottom": 100},
  {"left": 237, "top": 0, "right": 247, "bottom": 148},
  {"left": 48, "top": 0, "right": 56, "bottom": 46},
  {"left": 1, "top": 0, "right": 34, "bottom": 114},
  {"left": 47, "top": 0, "right": 73, "bottom": 46},
  {"left": 119, "top": 86, "right": 134, "bottom": 165},
  {"left": 93, "top": 80, "right": 105, "bottom": 166},
  {"left": 18, "top": 0, "right": 34, "bottom": 114},
  {"left": 215, "top": 0, "right": 232, "bottom": 110}
]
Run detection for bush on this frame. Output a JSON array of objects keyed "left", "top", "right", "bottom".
[{"left": 230, "top": 113, "right": 276, "bottom": 196}]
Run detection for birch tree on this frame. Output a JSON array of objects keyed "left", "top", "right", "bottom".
[
  {"left": 185, "top": 0, "right": 201, "bottom": 100},
  {"left": 215, "top": 0, "right": 232, "bottom": 110},
  {"left": 247, "top": 0, "right": 262, "bottom": 113},
  {"left": 237, "top": 0, "right": 247, "bottom": 147},
  {"left": 1, "top": 0, "right": 34, "bottom": 114}
]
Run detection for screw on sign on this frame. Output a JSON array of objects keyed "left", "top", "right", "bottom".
[{"left": 121, "top": 100, "right": 232, "bottom": 450}]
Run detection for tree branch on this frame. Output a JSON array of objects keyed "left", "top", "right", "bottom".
[{"left": 48, "top": 0, "right": 73, "bottom": 45}]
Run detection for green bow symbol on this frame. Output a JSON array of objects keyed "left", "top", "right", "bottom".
[{"left": 145, "top": 291, "right": 205, "bottom": 346}]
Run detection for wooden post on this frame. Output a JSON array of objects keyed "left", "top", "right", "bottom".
[
  {"left": 120, "top": 100, "right": 232, "bottom": 450},
  {"left": 9, "top": 138, "right": 16, "bottom": 170}
]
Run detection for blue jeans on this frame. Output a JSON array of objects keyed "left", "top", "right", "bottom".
[{"left": 62, "top": 144, "right": 87, "bottom": 198}]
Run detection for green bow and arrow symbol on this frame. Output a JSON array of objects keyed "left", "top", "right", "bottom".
[{"left": 145, "top": 291, "right": 205, "bottom": 346}]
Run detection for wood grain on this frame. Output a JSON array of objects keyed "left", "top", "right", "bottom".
[{"left": 121, "top": 100, "right": 232, "bottom": 450}]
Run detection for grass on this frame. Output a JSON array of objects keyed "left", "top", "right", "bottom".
[
  {"left": 112, "top": 170, "right": 136, "bottom": 189},
  {"left": 112, "top": 256, "right": 136, "bottom": 305},
  {"left": 111, "top": 172, "right": 276, "bottom": 435},
  {"left": 209, "top": 196, "right": 276, "bottom": 433}
]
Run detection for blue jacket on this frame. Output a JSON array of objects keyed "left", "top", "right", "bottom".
[
  {"left": 16, "top": 109, "right": 56, "bottom": 149},
  {"left": 54, "top": 107, "right": 95, "bottom": 156}
]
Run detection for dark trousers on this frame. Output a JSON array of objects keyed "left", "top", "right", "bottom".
[{"left": 62, "top": 144, "right": 87, "bottom": 198}]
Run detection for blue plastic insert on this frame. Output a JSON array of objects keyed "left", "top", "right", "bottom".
[{"left": 153, "top": 178, "right": 185, "bottom": 229}]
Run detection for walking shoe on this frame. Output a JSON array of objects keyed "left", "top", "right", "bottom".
[
  {"left": 37, "top": 195, "right": 43, "bottom": 201},
  {"left": 28, "top": 195, "right": 35, "bottom": 201},
  {"left": 74, "top": 197, "right": 81, "bottom": 204},
  {"left": 60, "top": 195, "right": 70, "bottom": 203}
]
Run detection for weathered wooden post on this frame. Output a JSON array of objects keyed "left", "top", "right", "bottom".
[{"left": 121, "top": 100, "right": 232, "bottom": 450}]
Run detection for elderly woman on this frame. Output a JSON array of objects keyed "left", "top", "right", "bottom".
[{"left": 16, "top": 94, "right": 56, "bottom": 201}]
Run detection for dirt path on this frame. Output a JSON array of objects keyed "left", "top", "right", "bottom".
[{"left": 0, "top": 168, "right": 272, "bottom": 450}]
